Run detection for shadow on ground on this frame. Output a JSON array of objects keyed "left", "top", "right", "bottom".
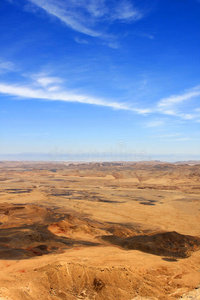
[
  {"left": 0, "top": 203, "right": 100, "bottom": 260},
  {"left": 1, "top": 202, "right": 200, "bottom": 260},
  {"left": 101, "top": 231, "right": 200, "bottom": 258}
]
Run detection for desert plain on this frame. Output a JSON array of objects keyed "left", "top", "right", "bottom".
[{"left": 0, "top": 161, "right": 200, "bottom": 300}]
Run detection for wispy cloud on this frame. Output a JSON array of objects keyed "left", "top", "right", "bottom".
[
  {"left": 146, "top": 120, "right": 165, "bottom": 128},
  {"left": 161, "top": 137, "right": 192, "bottom": 142},
  {"left": 74, "top": 37, "right": 89, "bottom": 45},
  {"left": 0, "top": 74, "right": 150, "bottom": 115},
  {"left": 154, "top": 133, "right": 191, "bottom": 141},
  {"left": 1, "top": 62, "right": 200, "bottom": 123},
  {"left": 156, "top": 85, "right": 200, "bottom": 120},
  {"left": 29, "top": 0, "right": 101, "bottom": 37},
  {"left": 110, "top": 1, "right": 143, "bottom": 22},
  {"left": 31, "top": 73, "right": 63, "bottom": 90},
  {"left": 156, "top": 133, "right": 181, "bottom": 138},
  {"left": 160, "top": 109, "right": 199, "bottom": 120},
  {"left": 28, "top": 0, "right": 143, "bottom": 40},
  {"left": 173, "top": 137, "right": 191, "bottom": 141},
  {"left": 137, "top": 32, "right": 154, "bottom": 40},
  {"left": 0, "top": 59, "right": 15, "bottom": 74},
  {"left": 157, "top": 85, "right": 200, "bottom": 108}
]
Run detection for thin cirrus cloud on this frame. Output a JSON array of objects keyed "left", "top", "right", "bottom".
[
  {"left": 153, "top": 134, "right": 191, "bottom": 142},
  {"left": 156, "top": 133, "right": 181, "bottom": 138},
  {"left": 28, "top": 0, "right": 101, "bottom": 37},
  {"left": 31, "top": 73, "right": 63, "bottom": 89},
  {"left": 0, "top": 67, "right": 200, "bottom": 121},
  {"left": 0, "top": 60, "right": 15, "bottom": 74},
  {"left": 146, "top": 120, "right": 165, "bottom": 128},
  {"left": 156, "top": 85, "right": 200, "bottom": 120},
  {"left": 157, "top": 85, "right": 200, "bottom": 109},
  {"left": 0, "top": 76, "right": 150, "bottom": 115},
  {"left": 28, "top": 0, "right": 143, "bottom": 39},
  {"left": 74, "top": 37, "right": 89, "bottom": 45},
  {"left": 160, "top": 137, "right": 192, "bottom": 142}
]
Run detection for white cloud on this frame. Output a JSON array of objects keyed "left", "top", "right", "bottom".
[
  {"left": 156, "top": 85, "right": 200, "bottom": 120},
  {"left": 29, "top": 0, "right": 101, "bottom": 37},
  {"left": 178, "top": 113, "right": 197, "bottom": 120},
  {"left": 74, "top": 37, "right": 89, "bottom": 45},
  {"left": 1, "top": 63, "right": 199, "bottom": 123},
  {"left": 158, "top": 85, "right": 200, "bottom": 108},
  {"left": 28, "top": 0, "right": 143, "bottom": 39},
  {"left": 154, "top": 134, "right": 192, "bottom": 142},
  {"left": 145, "top": 34, "right": 154, "bottom": 40},
  {"left": 160, "top": 110, "right": 199, "bottom": 121},
  {"left": 146, "top": 120, "right": 164, "bottom": 128},
  {"left": 86, "top": 0, "right": 107, "bottom": 18},
  {"left": 31, "top": 74, "right": 63, "bottom": 89},
  {"left": 111, "top": 1, "right": 142, "bottom": 21},
  {"left": 0, "top": 60, "right": 14, "bottom": 73},
  {"left": 99, "top": 39, "right": 120, "bottom": 49},
  {"left": 156, "top": 133, "right": 181, "bottom": 138},
  {"left": 0, "top": 80, "right": 149, "bottom": 115},
  {"left": 140, "top": 33, "right": 154, "bottom": 40},
  {"left": 36, "top": 77, "right": 61, "bottom": 87},
  {"left": 169, "top": 137, "right": 191, "bottom": 141}
]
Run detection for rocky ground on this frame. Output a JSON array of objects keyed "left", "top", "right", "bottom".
[{"left": 0, "top": 161, "right": 200, "bottom": 299}]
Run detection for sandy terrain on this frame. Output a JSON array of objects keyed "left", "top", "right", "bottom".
[{"left": 0, "top": 161, "right": 200, "bottom": 299}]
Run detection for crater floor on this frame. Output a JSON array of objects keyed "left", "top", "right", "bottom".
[{"left": 0, "top": 161, "right": 200, "bottom": 299}]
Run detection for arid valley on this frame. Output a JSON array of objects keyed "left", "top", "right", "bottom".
[{"left": 0, "top": 161, "right": 200, "bottom": 300}]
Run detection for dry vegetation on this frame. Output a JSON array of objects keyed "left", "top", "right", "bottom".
[{"left": 0, "top": 161, "right": 200, "bottom": 299}]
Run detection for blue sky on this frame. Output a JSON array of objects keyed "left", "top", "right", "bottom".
[{"left": 0, "top": 0, "right": 200, "bottom": 161}]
